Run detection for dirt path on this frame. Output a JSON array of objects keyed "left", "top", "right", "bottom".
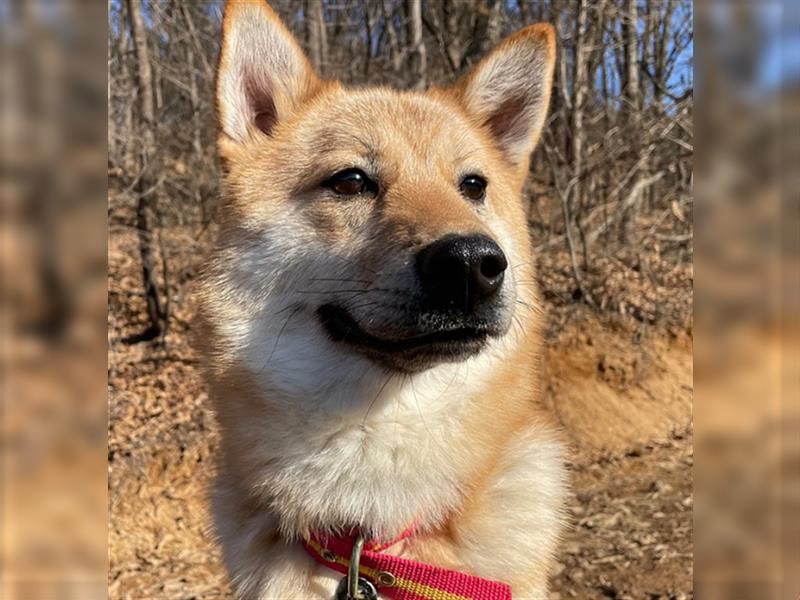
[
  {"left": 546, "top": 311, "right": 693, "bottom": 599},
  {"left": 554, "top": 431, "right": 693, "bottom": 599}
]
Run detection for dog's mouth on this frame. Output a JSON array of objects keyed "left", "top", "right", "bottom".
[{"left": 317, "top": 304, "right": 492, "bottom": 371}]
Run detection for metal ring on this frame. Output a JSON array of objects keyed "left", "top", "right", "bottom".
[
  {"left": 376, "top": 571, "right": 396, "bottom": 587},
  {"left": 321, "top": 549, "right": 337, "bottom": 562}
]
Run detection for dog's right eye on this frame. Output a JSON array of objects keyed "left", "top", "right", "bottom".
[{"left": 325, "top": 168, "right": 377, "bottom": 197}]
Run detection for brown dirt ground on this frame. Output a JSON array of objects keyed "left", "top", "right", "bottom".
[{"left": 109, "top": 227, "right": 693, "bottom": 599}]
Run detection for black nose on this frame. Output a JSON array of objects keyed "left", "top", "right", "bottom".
[{"left": 416, "top": 234, "right": 508, "bottom": 311}]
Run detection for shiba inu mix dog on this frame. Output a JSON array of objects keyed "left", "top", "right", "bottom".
[{"left": 197, "top": 1, "right": 567, "bottom": 598}]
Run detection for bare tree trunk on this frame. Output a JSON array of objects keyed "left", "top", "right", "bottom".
[
  {"left": 642, "top": 0, "right": 654, "bottom": 104},
  {"left": 570, "top": 0, "right": 591, "bottom": 274},
  {"left": 552, "top": 5, "right": 571, "bottom": 160},
  {"left": 181, "top": 3, "right": 213, "bottom": 79},
  {"left": 516, "top": 0, "right": 529, "bottom": 23},
  {"left": 653, "top": 1, "right": 675, "bottom": 107},
  {"left": 599, "top": 3, "right": 612, "bottom": 132},
  {"left": 463, "top": 0, "right": 504, "bottom": 67},
  {"left": 306, "top": 0, "right": 327, "bottom": 72},
  {"left": 572, "top": 0, "right": 588, "bottom": 187},
  {"left": 442, "top": 0, "right": 464, "bottom": 70},
  {"left": 108, "top": 20, "right": 116, "bottom": 162},
  {"left": 405, "top": 0, "right": 427, "bottom": 89},
  {"left": 363, "top": 3, "right": 378, "bottom": 81},
  {"left": 625, "top": 0, "right": 640, "bottom": 116},
  {"left": 485, "top": 0, "right": 504, "bottom": 48},
  {"left": 621, "top": 0, "right": 642, "bottom": 247},
  {"left": 127, "top": 0, "right": 166, "bottom": 343},
  {"left": 186, "top": 29, "right": 205, "bottom": 226},
  {"left": 382, "top": 0, "right": 403, "bottom": 72},
  {"left": 114, "top": 0, "right": 135, "bottom": 173}
]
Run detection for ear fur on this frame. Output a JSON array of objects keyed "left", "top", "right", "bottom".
[
  {"left": 216, "top": 0, "right": 320, "bottom": 148},
  {"left": 450, "top": 24, "right": 556, "bottom": 165}
]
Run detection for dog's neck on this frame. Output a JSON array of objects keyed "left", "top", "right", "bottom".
[{"left": 216, "top": 342, "right": 509, "bottom": 541}]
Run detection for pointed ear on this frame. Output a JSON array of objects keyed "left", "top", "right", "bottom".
[
  {"left": 216, "top": 0, "right": 320, "bottom": 149},
  {"left": 449, "top": 24, "right": 556, "bottom": 165}
]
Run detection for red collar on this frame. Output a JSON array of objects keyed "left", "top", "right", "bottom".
[{"left": 302, "top": 527, "right": 512, "bottom": 600}]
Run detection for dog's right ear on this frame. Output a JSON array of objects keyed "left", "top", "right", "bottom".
[
  {"left": 216, "top": 1, "right": 319, "bottom": 153},
  {"left": 446, "top": 24, "right": 556, "bottom": 167}
]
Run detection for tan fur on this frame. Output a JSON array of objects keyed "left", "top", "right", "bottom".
[{"left": 197, "top": 2, "right": 567, "bottom": 598}]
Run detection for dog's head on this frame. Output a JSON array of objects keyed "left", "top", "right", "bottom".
[{"left": 201, "top": 1, "right": 555, "bottom": 386}]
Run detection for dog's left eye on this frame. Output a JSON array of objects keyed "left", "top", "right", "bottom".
[
  {"left": 325, "top": 168, "right": 377, "bottom": 197},
  {"left": 460, "top": 175, "right": 487, "bottom": 202}
]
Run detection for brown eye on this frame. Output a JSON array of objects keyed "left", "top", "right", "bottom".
[
  {"left": 325, "top": 168, "right": 376, "bottom": 197},
  {"left": 460, "top": 175, "right": 487, "bottom": 202}
]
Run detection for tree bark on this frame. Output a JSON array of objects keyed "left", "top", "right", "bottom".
[
  {"left": 570, "top": 0, "right": 590, "bottom": 270},
  {"left": 306, "top": 0, "right": 327, "bottom": 72},
  {"left": 405, "top": 0, "right": 427, "bottom": 89},
  {"left": 127, "top": 0, "right": 166, "bottom": 342},
  {"left": 114, "top": 0, "right": 134, "bottom": 173},
  {"left": 625, "top": 0, "right": 639, "bottom": 116},
  {"left": 108, "top": 17, "right": 116, "bottom": 161},
  {"left": 442, "top": 0, "right": 464, "bottom": 71},
  {"left": 382, "top": 0, "right": 403, "bottom": 72},
  {"left": 621, "top": 0, "right": 642, "bottom": 246},
  {"left": 462, "top": 0, "right": 504, "bottom": 68},
  {"left": 653, "top": 1, "right": 675, "bottom": 107}
]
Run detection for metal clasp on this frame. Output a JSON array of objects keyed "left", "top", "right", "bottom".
[{"left": 334, "top": 533, "right": 377, "bottom": 600}]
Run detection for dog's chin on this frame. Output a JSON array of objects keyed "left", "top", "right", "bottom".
[{"left": 317, "top": 304, "right": 504, "bottom": 373}]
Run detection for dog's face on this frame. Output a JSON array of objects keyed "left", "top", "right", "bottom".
[{"left": 202, "top": 1, "right": 554, "bottom": 386}]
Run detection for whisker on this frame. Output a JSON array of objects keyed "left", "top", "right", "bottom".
[
  {"left": 308, "top": 277, "right": 372, "bottom": 285},
  {"left": 516, "top": 298, "right": 534, "bottom": 309},
  {"left": 258, "top": 305, "right": 303, "bottom": 374},
  {"left": 342, "top": 300, "right": 381, "bottom": 313},
  {"left": 409, "top": 374, "right": 436, "bottom": 441},
  {"left": 294, "top": 289, "right": 372, "bottom": 295},
  {"left": 329, "top": 254, "right": 378, "bottom": 275},
  {"left": 269, "top": 303, "right": 302, "bottom": 318},
  {"left": 362, "top": 373, "right": 395, "bottom": 425},
  {"left": 512, "top": 312, "right": 524, "bottom": 334},
  {"left": 510, "top": 261, "right": 536, "bottom": 272},
  {"left": 516, "top": 297, "right": 544, "bottom": 317}
]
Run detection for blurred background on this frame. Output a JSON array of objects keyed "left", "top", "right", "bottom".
[
  {"left": 693, "top": 2, "right": 800, "bottom": 598},
  {"left": 1, "top": 1, "right": 108, "bottom": 599},
  {"left": 0, "top": 0, "right": 797, "bottom": 598}
]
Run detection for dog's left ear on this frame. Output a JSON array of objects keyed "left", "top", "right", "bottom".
[{"left": 449, "top": 24, "right": 556, "bottom": 165}]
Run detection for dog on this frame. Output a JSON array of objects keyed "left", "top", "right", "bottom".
[{"left": 196, "top": 1, "right": 567, "bottom": 598}]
